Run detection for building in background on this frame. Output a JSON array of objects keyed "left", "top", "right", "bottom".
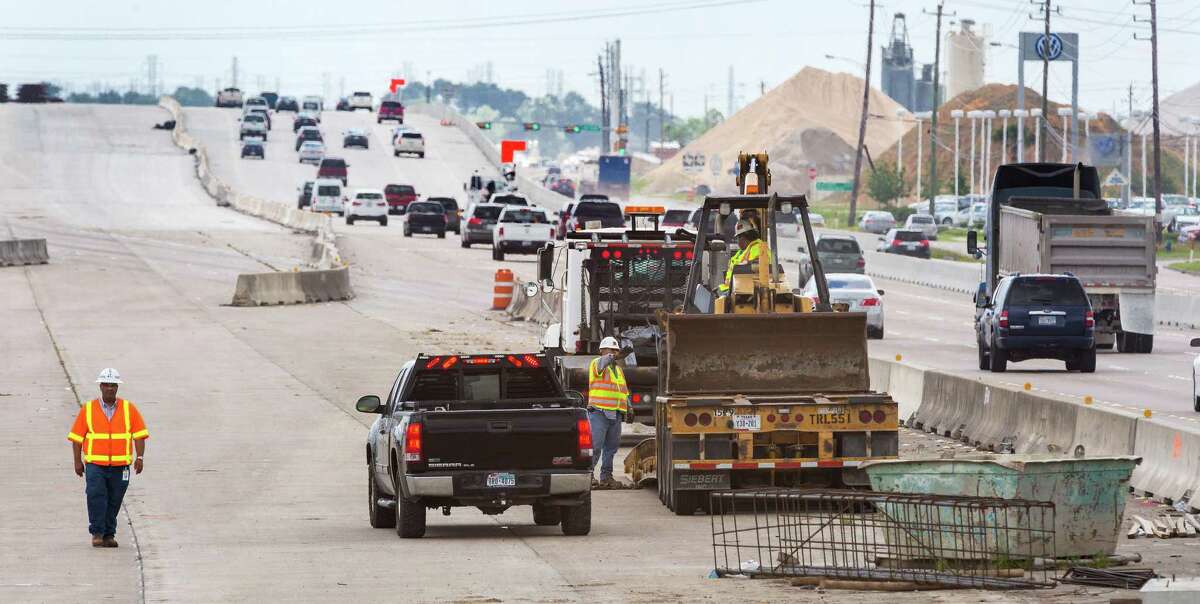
[
  {"left": 946, "top": 19, "right": 987, "bottom": 101},
  {"left": 914, "top": 64, "right": 943, "bottom": 112},
  {"left": 882, "top": 13, "right": 916, "bottom": 111}
]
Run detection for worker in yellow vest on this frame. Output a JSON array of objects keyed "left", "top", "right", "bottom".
[
  {"left": 718, "top": 218, "right": 772, "bottom": 295},
  {"left": 587, "top": 336, "right": 630, "bottom": 488},
  {"left": 67, "top": 368, "right": 149, "bottom": 548}
]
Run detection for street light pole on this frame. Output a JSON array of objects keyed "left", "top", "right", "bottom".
[
  {"left": 982, "top": 110, "right": 996, "bottom": 195},
  {"left": 1032, "top": 108, "right": 1043, "bottom": 161},
  {"left": 951, "top": 109, "right": 964, "bottom": 197},
  {"left": 1058, "top": 107, "right": 1073, "bottom": 162},
  {"left": 968, "top": 110, "right": 980, "bottom": 195},
  {"left": 999, "top": 110, "right": 1011, "bottom": 165},
  {"left": 896, "top": 108, "right": 906, "bottom": 175}
]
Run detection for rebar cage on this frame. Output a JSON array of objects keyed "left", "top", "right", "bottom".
[{"left": 711, "top": 489, "right": 1056, "bottom": 589}]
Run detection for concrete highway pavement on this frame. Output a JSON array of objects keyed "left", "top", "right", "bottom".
[{"left": 1, "top": 104, "right": 836, "bottom": 602}]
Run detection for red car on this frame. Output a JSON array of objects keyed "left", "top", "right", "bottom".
[
  {"left": 378, "top": 100, "right": 405, "bottom": 124},
  {"left": 317, "top": 157, "right": 349, "bottom": 185},
  {"left": 384, "top": 184, "right": 417, "bottom": 215}
]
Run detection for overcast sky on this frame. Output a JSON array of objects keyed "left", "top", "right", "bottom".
[{"left": 2, "top": 0, "right": 1197, "bottom": 118}]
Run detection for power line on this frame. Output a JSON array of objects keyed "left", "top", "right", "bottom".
[{"left": 0, "top": 0, "right": 764, "bottom": 41}]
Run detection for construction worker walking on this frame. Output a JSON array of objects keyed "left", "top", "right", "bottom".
[
  {"left": 587, "top": 337, "right": 630, "bottom": 488},
  {"left": 719, "top": 217, "right": 773, "bottom": 295},
  {"left": 67, "top": 368, "right": 149, "bottom": 548}
]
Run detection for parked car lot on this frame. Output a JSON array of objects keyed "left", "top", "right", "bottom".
[
  {"left": 493, "top": 206, "right": 554, "bottom": 261},
  {"left": 345, "top": 189, "right": 389, "bottom": 226},
  {"left": 802, "top": 273, "right": 885, "bottom": 338},
  {"left": 976, "top": 273, "right": 1096, "bottom": 373},
  {"left": 404, "top": 201, "right": 448, "bottom": 238},
  {"left": 877, "top": 228, "right": 930, "bottom": 259}
]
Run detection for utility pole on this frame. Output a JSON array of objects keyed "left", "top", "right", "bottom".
[
  {"left": 1125, "top": 84, "right": 1134, "bottom": 203},
  {"left": 760, "top": 80, "right": 766, "bottom": 96},
  {"left": 848, "top": 0, "right": 876, "bottom": 226},
  {"left": 231, "top": 56, "right": 239, "bottom": 89},
  {"left": 658, "top": 68, "right": 666, "bottom": 145},
  {"left": 598, "top": 53, "right": 609, "bottom": 153},
  {"left": 923, "top": 2, "right": 950, "bottom": 209},
  {"left": 1135, "top": 0, "right": 1163, "bottom": 222},
  {"left": 1036, "top": 0, "right": 1053, "bottom": 162}
]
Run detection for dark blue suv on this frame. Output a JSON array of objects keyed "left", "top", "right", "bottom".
[{"left": 976, "top": 274, "right": 1096, "bottom": 373}]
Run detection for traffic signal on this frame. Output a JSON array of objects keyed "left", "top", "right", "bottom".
[
  {"left": 615, "top": 124, "right": 629, "bottom": 135},
  {"left": 523, "top": 122, "right": 541, "bottom": 131},
  {"left": 476, "top": 121, "right": 492, "bottom": 130},
  {"left": 564, "top": 124, "right": 581, "bottom": 134}
]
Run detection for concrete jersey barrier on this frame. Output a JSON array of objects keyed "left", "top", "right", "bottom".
[
  {"left": 0, "top": 238, "right": 50, "bottom": 266},
  {"left": 232, "top": 267, "right": 353, "bottom": 307}
]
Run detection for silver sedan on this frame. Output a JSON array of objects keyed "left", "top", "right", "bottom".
[{"left": 803, "top": 273, "right": 885, "bottom": 339}]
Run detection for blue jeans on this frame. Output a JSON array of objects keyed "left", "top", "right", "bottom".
[
  {"left": 588, "top": 409, "right": 623, "bottom": 480},
  {"left": 84, "top": 464, "right": 130, "bottom": 537}
]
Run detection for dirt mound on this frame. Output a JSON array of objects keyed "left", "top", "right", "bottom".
[{"left": 641, "top": 67, "right": 911, "bottom": 195}]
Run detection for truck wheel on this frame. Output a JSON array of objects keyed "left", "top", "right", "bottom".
[
  {"left": 437, "top": 231, "right": 446, "bottom": 239},
  {"left": 492, "top": 247, "right": 504, "bottom": 261},
  {"left": 404, "top": 227, "right": 412, "bottom": 237},
  {"left": 532, "top": 504, "right": 562, "bottom": 526},
  {"left": 1137, "top": 334, "right": 1154, "bottom": 354},
  {"left": 1079, "top": 348, "right": 1097, "bottom": 373},
  {"left": 672, "top": 490, "right": 698, "bottom": 516},
  {"left": 379, "top": 216, "right": 388, "bottom": 227},
  {"left": 461, "top": 239, "right": 470, "bottom": 248},
  {"left": 393, "top": 474, "right": 426, "bottom": 538},
  {"left": 346, "top": 216, "right": 355, "bottom": 225},
  {"left": 368, "top": 467, "right": 396, "bottom": 529},
  {"left": 560, "top": 494, "right": 591, "bottom": 535},
  {"left": 988, "top": 343, "right": 1008, "bottom": 372},
  {"left": 977, "top": 343, "right": 990, "bottom": 370}
]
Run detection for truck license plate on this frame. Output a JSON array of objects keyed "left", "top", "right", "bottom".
[
  {"left": 1038, "top": 316, "right": 1057, "bottom": 326},
  {"left": 486, "top": 472, "right": 516, "bottom": 488},
  {"left": 732, "top": 415, "right": 761, "bottom": 431}
]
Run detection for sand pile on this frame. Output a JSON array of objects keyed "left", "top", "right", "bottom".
[{"left": 641, "top": 67, "right": 912, "bottom": 195}]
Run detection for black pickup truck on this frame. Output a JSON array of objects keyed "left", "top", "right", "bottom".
[{"left": 356, "top": 353, "right": 593, "bottom": 538}]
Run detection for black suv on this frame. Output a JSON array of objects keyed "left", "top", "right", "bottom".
[
  {"left": 297, "top": 180, "right": 314, "bottom": 209},
  {"left": 342, "top": 131, "right": 369, "bottom": 149},
  {"left": 976, "top": 274, "right": 1096, "bottom": 373}
]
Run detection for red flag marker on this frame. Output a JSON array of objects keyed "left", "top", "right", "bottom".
[
  {"left": 500, "top": 140, "right": 527, "bottom": 163},
  {"left": 389, "top": 79, "right": 406, "bottom": 94}
]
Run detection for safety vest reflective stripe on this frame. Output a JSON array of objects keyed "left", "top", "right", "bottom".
[
  {"left": 588, "top": 358, "right": 629, "bottom": 411},
  {"left": 82, "top": 400, "right": 135, "bottom": 465},
  {"left": 68, "top": 432, "right": 85, "bottom": 443}
]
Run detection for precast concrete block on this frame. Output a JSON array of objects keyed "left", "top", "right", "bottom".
[{"left": 0, "top": 238, "right": 50, "bottom": 266}]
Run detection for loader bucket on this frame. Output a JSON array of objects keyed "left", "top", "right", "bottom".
[{"left": 661, "top": 313, "right": 871, "bottom": 396}]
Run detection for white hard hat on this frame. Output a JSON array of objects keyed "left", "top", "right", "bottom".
[
  {"left": 96, "top": 367, "right": 123, "bottom": 384},
  {"left": 599, "top": 336, "right": 621, "bottom": 350},
  {"left": 735, "top": 218, "right": 758, "bottom": 237}
]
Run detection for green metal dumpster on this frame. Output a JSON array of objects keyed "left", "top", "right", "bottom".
[{"left": 861, "top": 455, "right": 1141, "bottom": 558}]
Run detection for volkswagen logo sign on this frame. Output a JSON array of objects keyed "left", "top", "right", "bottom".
[{"left": 1036, "top": 34, "right": 1064, "bottom": 61}]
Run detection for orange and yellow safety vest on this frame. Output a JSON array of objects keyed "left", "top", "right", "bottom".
[
  {"left": 67, "top": 399, "right": 149, "bottom": 466},
  {"left": 720, "top": 238, "right": 770, "bottom": 294},
  {"left": 588, "top": 357, "right": 629, "bottom": 413}
]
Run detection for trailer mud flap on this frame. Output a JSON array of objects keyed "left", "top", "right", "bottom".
[
  {"left": 673, "top": 469, "right": 731, "bottom": 491},
  {"left": 662, "top": 313, "right": 871, "bottom": 395}
]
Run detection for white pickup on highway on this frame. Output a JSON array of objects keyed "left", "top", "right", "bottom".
[{"left": 493, "top": 206, "right": 554, "bottom": 261}]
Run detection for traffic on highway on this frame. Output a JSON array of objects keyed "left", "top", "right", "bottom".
[{"left": 5, "top": 1, "right": 1200, "bottom": 601}]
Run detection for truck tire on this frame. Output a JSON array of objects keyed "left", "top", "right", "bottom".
[
  {"left": 1137, "top": 334, "right": 1154, "bottom": 354},
  {"left": 672, "top": 490, "right": 699, "bottom": 516},
  {"left": 1079, "top": 348, "right": 1097, "bottom": 373},
  {"left": 368, "top": 467, "right": 396, "bottom": 529},
  {"left": 532, "top": 504, "right": 562, "bottom": 526},
  {"left": 977, "top": 343, "right": 990, "bottom": 370},
  {"left": 988, "top": 342, "right": 1008, "bottom": 372},
  {"left": 560, "top": 494, "right": 591, "bottom": 535},
  {"left": 492, "top": 247, "right": 504, "bottom": 261},
  {"left": 461, "top": 239, "right": 470, "bottom": 248},
  {"left": 393, "top": 473, "right": 426, "bottom": 538},
  {"left": 379, "top": 216, "right": 388, "bottom": 227},
  {"left": 437, "top": 231, "right": 445, "bottom": 239}
]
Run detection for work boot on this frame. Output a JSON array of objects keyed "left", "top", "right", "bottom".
[
  {"left": 590, "top": 476, "right": 600, "bottom": 489},
  {"left": 91, "top": 534, "right": 103, "bottom": 548},
  {"left": 101, "top": 536, "right": 119, "bottom": 548},
  {"left": 601, "top": 477, "right": 622, "bottom": 489}
]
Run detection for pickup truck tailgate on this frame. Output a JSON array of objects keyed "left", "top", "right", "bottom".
[{"left": 422, "top": 408, "right": 582, "bottom": 471}]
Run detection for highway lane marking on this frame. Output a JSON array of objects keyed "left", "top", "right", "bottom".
[
  {"left": 1168, "top": 375, "right": 1191, "bottom": 381},
  {"left": 923, "top": 337, "right": 940, "bottom": 343}
]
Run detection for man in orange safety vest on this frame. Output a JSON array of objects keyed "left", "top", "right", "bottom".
[{"left": 67, "top": 368, "right": 149, "bottom": 548}]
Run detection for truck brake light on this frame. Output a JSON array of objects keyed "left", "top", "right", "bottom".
[
  {"left": 856, "top": 257, "right": 866, "bottom": 268},
  {"left": 1085, "top": 310, "right": 1094, "bottom": 329},
  {"left": 577, "top": 419, "right": 593, "bottom": 458},
  {"left": 404, "top": 423, "right": 423, "bottom": 462},
  {"left": 998, "top": 310, "right": 1009, "bottom": 329}
]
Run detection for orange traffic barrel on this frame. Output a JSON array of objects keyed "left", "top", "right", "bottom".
[{"left": 492, "top": 269, "right": 514, "bottom": 310}]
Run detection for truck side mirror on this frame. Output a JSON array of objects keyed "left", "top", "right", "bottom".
[
  {"left": 966, "top": 230, "right": 979, "bottom": 255},
  {"left": 537, "top": 244, "right": 554, "bottom": 285},
  {"left": 355, "top": 395, "right": 382, "bottom": 414},
  {"left": 974, "top": 283, "right": 989, "bottom": 308}
]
